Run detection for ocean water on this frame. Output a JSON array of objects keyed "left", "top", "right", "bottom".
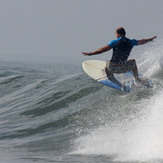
[{"left": 1, "top": 42, "right": 163, "bottom": 163}]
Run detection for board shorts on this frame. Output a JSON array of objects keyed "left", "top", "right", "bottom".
[{"left": 106, "top": 60, "right": 136, "bottom": 74}]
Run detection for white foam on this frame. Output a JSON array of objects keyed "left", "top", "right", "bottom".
[
  {"left": 138, "top": 39, "right": 163, "bottom": 77},
  {"left": 74, "top": 90, "right": 163, "bottom": 162},
  {"left": 73, "top": 40, "right": 163, "bottom": 162}
]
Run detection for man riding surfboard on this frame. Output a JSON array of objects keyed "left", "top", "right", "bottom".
[{"left": 82, "top": 27, "right": 157, "bottom": 88}]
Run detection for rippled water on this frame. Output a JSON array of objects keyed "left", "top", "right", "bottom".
[{"left": 0, "top": 42, "right": 163, "bottom": 163}]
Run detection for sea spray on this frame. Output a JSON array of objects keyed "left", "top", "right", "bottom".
[
  {"left": 73, "top": 40, "right": 163, "bottom": 162},
  {"left": 138, "top": 39, "right": 163, "bottom": 76},
  {"left": 73, "top": 90, "right": 163, "bottom": 162}
]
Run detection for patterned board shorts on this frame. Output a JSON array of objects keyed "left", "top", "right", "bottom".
[{"left": 106, "top": 60, "right": 136, "bottom": 74}]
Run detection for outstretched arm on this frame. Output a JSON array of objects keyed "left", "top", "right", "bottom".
[
  {"left": 137, "top": 36, "right": 157, "bottom": 45},
  {"left": 82, "top": 45, "right": 112, "bottom": 56}
]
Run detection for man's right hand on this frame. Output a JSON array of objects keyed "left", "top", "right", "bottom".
[
  {"left": 151, "top": 36, "right": 157, "bottom": 41},
  {"left": 138, "top": 36, "right": 157, "bottom": 45}
]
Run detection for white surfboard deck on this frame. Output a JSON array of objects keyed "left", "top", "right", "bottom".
[{"left": 82, "top": 60, "right": 154, "bottom": 92}]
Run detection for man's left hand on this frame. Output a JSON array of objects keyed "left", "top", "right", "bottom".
[{"left": 82, "top": 52, "right": 91, "bottom": 56}]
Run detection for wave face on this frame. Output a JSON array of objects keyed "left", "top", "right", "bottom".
[{"left": 1, "top": 41, "right": 163, "bottom": 163}]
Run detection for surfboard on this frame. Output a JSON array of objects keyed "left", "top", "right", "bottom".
[{"left": 82, "top": 60, "right": 154, "bottom": 92}]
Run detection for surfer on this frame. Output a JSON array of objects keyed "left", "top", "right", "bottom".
[{"left": 82, "top": 27, "right": 157, "bottom": 87}]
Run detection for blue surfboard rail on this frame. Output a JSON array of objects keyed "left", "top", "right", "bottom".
[{"left": 98, "top": 79, "right": 122, "bottom": 91}]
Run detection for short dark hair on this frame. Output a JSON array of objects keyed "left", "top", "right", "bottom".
[{"left": 116, "top": 27, "right": 126, "bottom": 35}]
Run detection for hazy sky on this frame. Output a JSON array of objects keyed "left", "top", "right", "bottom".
[{"left": 0, "top": 0, "right": 163, "bottom": 64}]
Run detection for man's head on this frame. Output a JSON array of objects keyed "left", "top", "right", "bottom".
[{"left": 116, "top": 27, "right": 126, "bottom": 38}]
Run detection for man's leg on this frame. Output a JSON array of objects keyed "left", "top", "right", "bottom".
[
  {"left": 129, "top": 59, "right": 144, "bottom": 82},
  {"left": 130, "top": 59, "right": 139, "bottom": 80},
  {"left": 105, "top": 67, "right": 123, "bottom": 88},
  {"left": 128, "top": 59, "right": 148, "bottom": 85}
]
